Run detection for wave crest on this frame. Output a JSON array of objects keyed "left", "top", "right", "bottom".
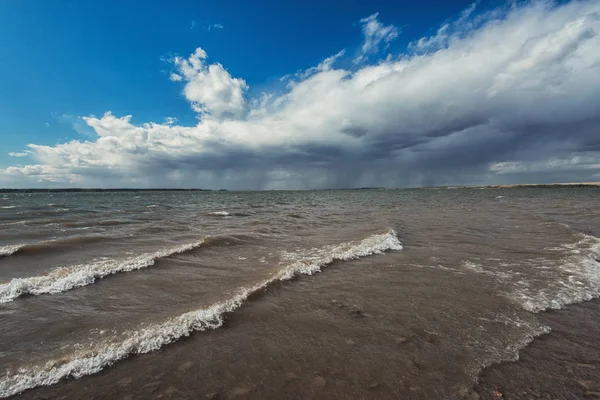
[
  {"left": 0, "top": 236, "right": 110, "bottom": 258},
  {"left": 0, "top": 241, "right": 204, "bottom": 303},
  {"left": 0, "top": 245, "right": 25, "bottom": 257},
  {"left": 208, "top": 211, "right": 230, "bottom": 216}
]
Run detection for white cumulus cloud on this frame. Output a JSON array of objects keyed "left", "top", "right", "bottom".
[{"left": 171, "top": 47, "right": 248, "bottom": 120}]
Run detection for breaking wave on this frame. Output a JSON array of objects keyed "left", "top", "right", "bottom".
[
  {"left": 462, "top": 232, "right": 600, "bottom": 313},
  {"left": 0, "top": 245, "right": 25, "bottom": 257},
  {"left": 0, "top": 229, "right": 402, "bottom": 397},
  {"left": 513, "top": 233, "right": 600, "bottom": 313},
  {"left": 0, "top": 241, "right": 204, "bottom": 303},
  {"left": 277, "top": 228, "right": 403, "bottom": 279}
]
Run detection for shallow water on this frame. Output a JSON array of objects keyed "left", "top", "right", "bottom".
[{"left": 0, "top": 188, "right": 599, "bottom": 399}]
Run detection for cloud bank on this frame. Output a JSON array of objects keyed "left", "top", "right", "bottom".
[{"left": 3, "top": 0, "right": 600, "bottom": 189}]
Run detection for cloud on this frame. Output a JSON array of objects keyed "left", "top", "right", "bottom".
[
  {"left": 52, "top": 113, "right": 96, "bottom": 137},
  {"left": 282, "top": 49, "right": 346, "bottom": 84},
  {"left": 8, "top": 152, "right": 29, "bottom": 157},
  {"left": 3, "top": 0, "right": 600, "bottom": 189},
  {"left": 207, "top": 23, "right": 224, "bottom": 31},
  {"left": 354, "top": 13, "right": 400, "bottom": 63},
  {"left": 190, "top": 20, "right": 196, "bottom": 30},
  {"left": 170, "top": 47, "right": 248, "bottom": 119}
]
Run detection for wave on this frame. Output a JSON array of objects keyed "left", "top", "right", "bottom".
[
  {"left": 201, "top": 233, "right": 260, "bottom": 247},
  {"left": 0, "top": 221, "right": 27, "bottom": 227},
  {"left": 0, "top": 236, "right": 112, "bottom": 258},
  {"left": 464, "top": 232, "right": 600, "bottom": 313},
  {"left": 0, "top": 231, "right": 261, "bottom": 262},
  {"left": 0, "top": 241, "right": 204, "bottom": 303},
  {"left": 208, "top": 211, "right": 230, "bottom": 216},
  {"left": 513, "top": 233, "right": 600, "bottom": 313},
  {"left": 461, "top": 261, "right": 514, "bottom": 280},
  {"left": 16, "top": 208, "right": 70, "bottom": 216},
  {"left": 62, "top": 219, "right": 132, "bottom": 228},
  {"left": 277, "top": 228, "right": 403, "bottom": 279},
  {"left": 206, "top": 210, "right": 253, "bottom": 217},
  {"left": 472, "top": 316, "right": 551, "bottom": 391},
  {"left": 0, "top": 206, "right": 17, "bottom": 209},
  {"left": 0, "top": 229, "right": 402, "bottom": 397},
  {"left": 472, "top": 233, "right": 600, "bottom": 395},
  {"left": 0, "top": 245, "right": 25, "bottom": 257}
]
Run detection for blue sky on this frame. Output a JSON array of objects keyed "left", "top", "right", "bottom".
[
  {"left": 1, "top": 0, "right": 599, "bottom": 188},
  {"left": 1, "top": 0, "right": 481, "bottom": 146}
]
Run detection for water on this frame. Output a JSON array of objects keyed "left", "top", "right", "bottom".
[{"left": 0, "top": 188, "right": 599, "bottom": 399}]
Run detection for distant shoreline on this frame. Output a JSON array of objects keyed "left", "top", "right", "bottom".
[
  {"left": 0, "top": 188, "right": 218, "bottom": 193},
  {"left": 440, "top": 182, "right": 600, "bottom": 189},
  {"left": 1, "top": 182, "right": 599, "bottom": 193}
]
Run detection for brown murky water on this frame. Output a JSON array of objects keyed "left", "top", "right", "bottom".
[{"left": 0, "top": 188, "right": 599, "bottom": 399}]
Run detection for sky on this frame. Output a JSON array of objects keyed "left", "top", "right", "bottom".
[{"left": 1, "top": 0, "right": 600, "bottom": 189}]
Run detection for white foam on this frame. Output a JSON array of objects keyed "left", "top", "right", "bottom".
[
  {"left": 511, "top": 233, "right": 600, "bottom": 312},
  {"left": 0, "top": 229, "right": 402, "bottom": 397},
  {"left": 0, "top": 241, "right": 204, "bottom": 303},
  {"left": 472, "top": 313, "right": 551, "bottom": 380},
  {"left": 0, "top": 206, "right": 17, "bottom": 209},
  {"left": 414, "top": 264, "right": 464, "bottom": 273},
  {"left": 462, "top": 261, "right": 514, "bottom": 280},
  {"left": 278, "top": 228, "right": 403, "bottom": 280},
  {"left": 208, "top": 211, "right": 230, "bottom": 216},
  {"left": 461, "top": 234, "right": 600, "bottom": 313},
  {"left": 0, "top": 245, "right": 24, "bottom": 257}
]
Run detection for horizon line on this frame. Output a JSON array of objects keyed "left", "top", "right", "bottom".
[{"left": 1, "top": 182, "right": 600, "bottom": 192}]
